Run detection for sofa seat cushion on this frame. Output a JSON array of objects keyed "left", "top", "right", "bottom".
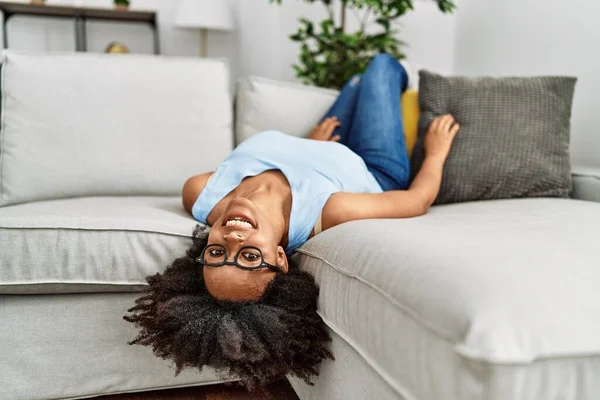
[
  {"left": 0, "top": 196, "right": 198, "bottom": 294},
  {"left": 295, "top": 198, "right": 600, "bottom": 400}
]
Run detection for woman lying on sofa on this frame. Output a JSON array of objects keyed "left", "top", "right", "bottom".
[{"left": 124, "top": 53, "right": 459, "bottom": 390}]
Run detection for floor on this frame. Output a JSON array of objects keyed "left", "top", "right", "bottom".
[{"left": 93, "top": 380, "right": 299, "bottom": 400}]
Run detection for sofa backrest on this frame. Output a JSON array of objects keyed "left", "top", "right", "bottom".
[
  {"left": 235, "top": 75, "right": 422, "bottom": 157},
  {"left": 235, "top": 71, "right": 421, "bottom": 145},
  {"left": 0, "top": 51, "right": 233, "bottom": 206},
  {"left": 236, "top": 76, "right": 339, "bottom": 144}
]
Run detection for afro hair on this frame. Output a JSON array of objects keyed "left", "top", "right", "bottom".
[{"left": 123, "top": 225, "right": 333, "bottom": 390}]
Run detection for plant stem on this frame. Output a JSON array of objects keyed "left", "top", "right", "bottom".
[
  {"left": 340, "top": 0, "right": 347, "bottom": 33},
  {"left": 360, "top": 7, "right": 372, "bottom": 31},
  {"left": 323, "top": 2, "right": 334, "bottom": 21}
]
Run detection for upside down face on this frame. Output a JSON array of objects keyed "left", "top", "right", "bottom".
[{"left": 203, "top": 198, "right": 289, "bottom": 302}]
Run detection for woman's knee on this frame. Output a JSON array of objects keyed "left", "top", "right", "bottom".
[
  {"left": 368, "top": 53, "right": 399, "bottom": 71},
  {"left": 366, "top": 53, "right": 409, "bottom": 91},
  {"left": 371, "top": 53, "right": 396, "bottom": 65}
]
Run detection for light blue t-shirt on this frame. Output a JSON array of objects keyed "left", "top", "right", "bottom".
[{"left": 192, "top": 131, "right": 382, "bottom": 253}]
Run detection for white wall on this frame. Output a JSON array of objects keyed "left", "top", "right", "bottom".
[
  {"left": 236, "top": 0, "right": 459, "bottom": 82},
  {"left": 454, "top": 0, "right": 600, "bottom": 167},
  {"left": 1, "top": 0, "right": 457, "bottom": 87},
  {"left": 2, "top": 0, "right": 238, "bottom": 86}
]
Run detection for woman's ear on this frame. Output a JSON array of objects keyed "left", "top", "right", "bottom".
[{"left": 276, "top": 246, "right": 289, "bottom": 273}]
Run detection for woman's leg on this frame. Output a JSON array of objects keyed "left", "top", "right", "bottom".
[
  {"left": 320, "top": 75, "right": 362, "bottom": 145},
  {"left": 346, "top": 53, "right": 410, "bottom": 191}
]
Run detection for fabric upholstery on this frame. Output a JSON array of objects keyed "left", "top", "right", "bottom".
[
  {"left": 412, "top": 70, "right": 577, "bottom": 205},
  {"left": 572, "top": 166, "right": 600, "bottom": 203},
  {"left": 401, "top": 90, "right": 419, "bottom": 157},
  {"left": 289, "top": 328, "right": 407, "bottom": 400},
  {"left": 0, "top": 196, "right": 198, "bottom": 294},
  {"left": 294, "top": 198, "right": 600, "bottom": 400},
  {"left": 235, "top": 76, "right": 340, "bottom": 144},
  {"left": 0, "top": 293, "right": 226, "bottom": 400},
  {"left": 235, "top": 77, "right": 419, "bottom": 156},
  {"left": 0, "top": 51, "right": 233, "bottom": 206},
  {"left": 291, "top": 328, "right": 600, "bottom": 400}
]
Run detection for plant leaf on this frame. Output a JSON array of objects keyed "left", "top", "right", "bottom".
[{"left": 270, "top": 0, "right": 455, "bottom": 89}]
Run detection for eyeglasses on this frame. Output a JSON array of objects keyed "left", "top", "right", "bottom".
[{"left": 196, "top": 244, "right": 281, "bottom": 272}]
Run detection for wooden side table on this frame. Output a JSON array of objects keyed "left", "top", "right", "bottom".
[{"left": 0, "top": 1, "right": 160, "bottom": 54}]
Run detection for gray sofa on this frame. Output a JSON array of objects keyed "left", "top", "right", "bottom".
[{"left": 1, "top": 51, "right": 600, "bottom": 400}]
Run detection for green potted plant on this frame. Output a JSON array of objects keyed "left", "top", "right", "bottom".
[
  {"left": 271, "top": 0, "right": 455, "bottom": 89},
  {"left": 114, "top": 0, "right": 130, "bottom": 11}
]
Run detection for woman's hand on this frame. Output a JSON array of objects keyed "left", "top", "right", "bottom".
[
  {"left": 308, "top": 117, "right": 342, "bottom": 142},
  {"left": 424, "top": 114, "right": 460, "bottom": 160}
]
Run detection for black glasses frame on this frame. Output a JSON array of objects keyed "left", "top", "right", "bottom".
[{"left": 196, "top": 244, "right": 281, "bottom": 272}]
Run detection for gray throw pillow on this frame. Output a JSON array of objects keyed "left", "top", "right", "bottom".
[{"left": 411, "top": 70, "right": 577, "bottom": 205}]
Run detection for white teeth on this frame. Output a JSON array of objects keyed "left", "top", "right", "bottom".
[{"left": 226, "top": 218, "right": 253, "bottom": 228}]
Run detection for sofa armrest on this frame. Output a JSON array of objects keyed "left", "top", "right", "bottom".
[{"left": 571, "top": 167, "right": 600, "bottom": 203}]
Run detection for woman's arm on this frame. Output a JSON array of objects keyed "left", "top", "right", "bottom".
[
  {"left": 182, "top": 172, "right": 213, "bottom": 215},
  {"left": 321, "top": 115, "right": 459, "bottom": 231}
]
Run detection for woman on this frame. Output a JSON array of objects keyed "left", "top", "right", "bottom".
[{"left": 124, "top": 53, "right": 459, "bottom": 390}]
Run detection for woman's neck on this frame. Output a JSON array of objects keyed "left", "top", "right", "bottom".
[{"left": 234, "top": 171, "right": 292, "bottom": 248}]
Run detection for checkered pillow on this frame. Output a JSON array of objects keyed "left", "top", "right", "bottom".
[{"left": 411, "top": 70, "right": 577, "bottom": 205}]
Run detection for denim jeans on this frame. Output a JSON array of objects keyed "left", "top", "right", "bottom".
[{"left": 321, "top": 53, "right": 410, "bottom": 191}]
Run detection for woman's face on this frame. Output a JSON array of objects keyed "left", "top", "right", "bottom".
[{"left": 203, "top": 197, "right": 288, "bottom": 301}]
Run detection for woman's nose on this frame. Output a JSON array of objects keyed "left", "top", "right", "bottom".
[{"left": 224, "top": 231, "right": 244, "bottom": 242}]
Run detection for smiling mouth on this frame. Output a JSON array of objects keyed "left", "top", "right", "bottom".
[{"left": 223, "top": 216, "right": 256, "bottom": 230}]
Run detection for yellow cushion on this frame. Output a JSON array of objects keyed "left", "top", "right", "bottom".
[{"left": 401, "top": 90, "right": 420, "bottom": 157}]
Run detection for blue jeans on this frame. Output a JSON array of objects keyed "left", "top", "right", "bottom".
[{"left": 321, "top": 53, "right": 410, "bottom": 191}]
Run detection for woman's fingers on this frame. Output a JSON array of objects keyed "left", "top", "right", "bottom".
[
  {"left": 429, "top": 117, "right": 441, "bottom": 133},
  {"left": 449, "top": 123, "right": 460, "bottom": 137},
  {"left": 324, "top": 116, "right": 338, "bottom": 129},
  {"left": 322, "top": 117, "right": 340, "bottom": 137},
  {"left": 327, "top": 121, "right": 341, "bottom": 135},
  {"left": 330, "top": 135, "right": 341, "bottom": 142},
  {"left": 309, "top": 117, "right": 341, "bottom": 141},
  {"left": 440, "top": 114, "right": 454, "bottom": 133},
  {"left": 428, "top": 114, "right": 459, "bottom": 142},
  {"left": 431, "top": 115, "right": 449, "bottom": 133}
]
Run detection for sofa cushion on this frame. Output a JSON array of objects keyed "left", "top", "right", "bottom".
[
  {"left": 0, "top": 196, "right": 199, "bottom": 294},
  {"left": 235, "top": 77, "right": 340, "bottom": 144},
  {"left": 1, "top": 293, "right": 228, "bottom": 400},
  {"left": 0, "top": 51, "right": 233, "bottom": 206},
  {"left": 572, "top": 166, "right": 600, "bottom": 203},
  {"left": 235, "top": 76, "right": 420, "bottom": 154},
  {"left": 412, "top": 70, "right": 577, "bottom": 205},
  {"left": 401, "top": 90, "right": 420, "bottom": 157},
  {"left": 295, "top": 198, "right": 600, "bottom": 400}
]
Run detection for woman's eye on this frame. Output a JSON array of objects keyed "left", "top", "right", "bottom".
[
  {"left": 209, "top": 250, "right": 224, "bottom": 257},
  {"left": 242, "top": 252, "right": 259, "bottom": 261}
]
